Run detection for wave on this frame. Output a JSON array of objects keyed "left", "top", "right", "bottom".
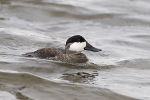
[
  {"left": 1, "top": 0, "right": 124, "bottom": 20},
  {"left": 0, "top": 70, "right": 138, "bottom": 100},
  {"left": 118, "top": 58, "right": 150, "bottom": 69},
  {"left": 0, "top": 70, "right": 52, "bottom": 83}
]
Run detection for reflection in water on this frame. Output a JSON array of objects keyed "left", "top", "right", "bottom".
[{"left": 61, "top": 72, "right": 98, "bottom": 83}]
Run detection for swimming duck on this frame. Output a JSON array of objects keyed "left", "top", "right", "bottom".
[{"left": 23, "top": 35, "right": 101, "bottom": 63}]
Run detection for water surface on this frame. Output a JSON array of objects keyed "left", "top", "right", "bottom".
[{"left": 0, "top": 0, "right": 150, "bottom": 100}]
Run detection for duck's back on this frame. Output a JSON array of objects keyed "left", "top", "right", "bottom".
[
  {"left": 23, "top": 48, "right": 88, "bottom": 63},
  {"left": 23, "top": 48, "right": 65, "bottom": 58}
]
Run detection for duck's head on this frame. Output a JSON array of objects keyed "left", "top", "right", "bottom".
[{"left": 65, "top": 35, "right": 102, "bottom": 52}]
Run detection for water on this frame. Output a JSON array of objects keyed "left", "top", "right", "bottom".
[{"left": 0, "top": 0, "right": 150, "bottom": 100}]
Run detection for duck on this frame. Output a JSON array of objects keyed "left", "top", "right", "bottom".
[{"left": 23, "top": 35, "right": 101, "bottom": 63}]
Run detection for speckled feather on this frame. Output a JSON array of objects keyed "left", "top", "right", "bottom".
[{"left": 23, "top": 48, "right": 88, "bottom": 63}]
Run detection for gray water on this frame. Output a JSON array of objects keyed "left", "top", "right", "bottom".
[{"left": 0, "top": 0, "right": 150, "bottom": 100}]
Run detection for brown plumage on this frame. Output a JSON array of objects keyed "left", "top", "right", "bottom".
[{"left": 23, "top": 48, "right": 88, "bottom": 63}]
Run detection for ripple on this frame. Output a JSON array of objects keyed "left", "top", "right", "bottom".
[
  {"left": 118, "top": 58, "right": 150, "bottom": 69},
  {"left": 1, "top": 0, "right": 124, "bottom": 21},
  {"left": 110, "top": 39, "right": 150, "bottom": 50},
  {"left": 130, "top": 34, "right": 150, "bottom": 42}
]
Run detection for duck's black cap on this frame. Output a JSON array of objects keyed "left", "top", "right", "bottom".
[
  {"left": 66, "top": 35, "right": 86, "bottom": 46},
  {"left": 66, "top": 35, "right": 102, "bottom": 52}
]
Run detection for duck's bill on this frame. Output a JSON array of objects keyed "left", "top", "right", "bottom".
[{"left": 84, "top": 42, "right": 102, "bottom": 52}]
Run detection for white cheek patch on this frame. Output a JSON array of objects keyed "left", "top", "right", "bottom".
[{"left": 69, "top": 42, "right": 86, "bottom": 52}]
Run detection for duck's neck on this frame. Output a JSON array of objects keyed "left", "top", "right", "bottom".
[{"left": 65, "top": 43, "right": 71, "bottom": 54}]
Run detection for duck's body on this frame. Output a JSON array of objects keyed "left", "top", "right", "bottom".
[
  {"left": 24, "top": 48, "right": 88, "bottom": 63},
  {"left": 23, "top": 35, "right": 101, "bottom": 63}
]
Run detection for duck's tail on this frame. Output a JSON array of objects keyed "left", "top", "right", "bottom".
[{"left": 22, "top": 52, "right": 36, "bottom": 57}]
